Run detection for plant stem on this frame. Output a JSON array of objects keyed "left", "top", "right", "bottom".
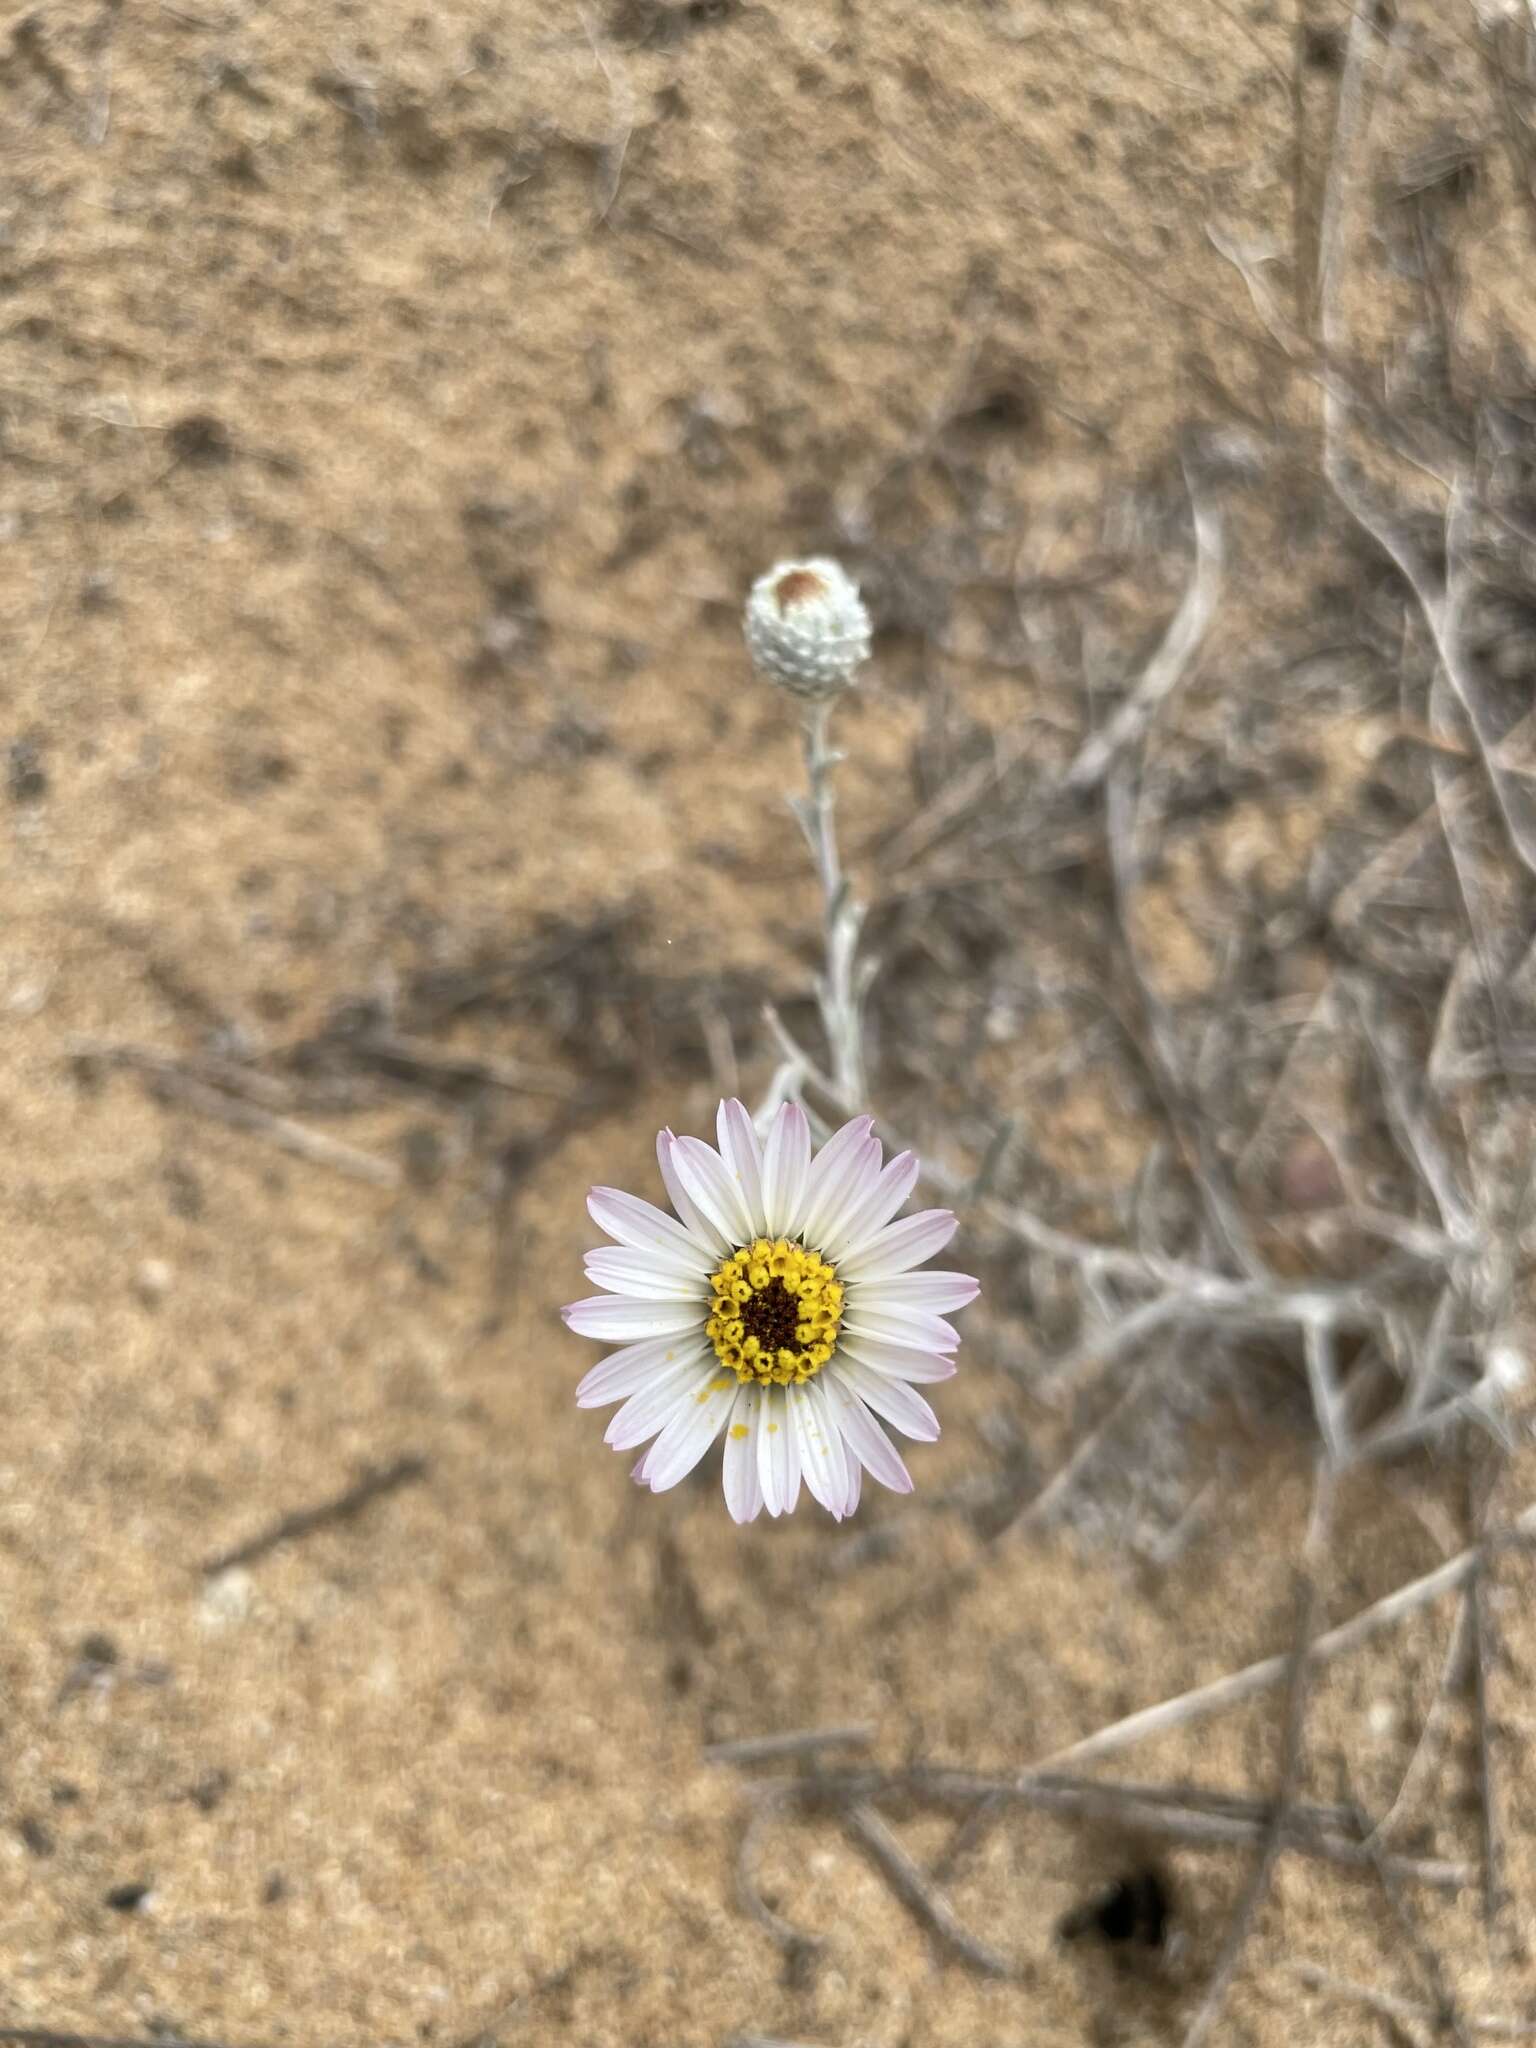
[{"left": 801, "top": 699, "right": 866, "bottom": 1110}]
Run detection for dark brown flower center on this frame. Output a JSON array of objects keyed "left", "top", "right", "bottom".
[{"left": 739, "top": 1278, "right": 800, "bottom": 1354}]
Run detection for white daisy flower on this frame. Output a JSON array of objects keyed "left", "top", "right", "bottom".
[{"left": 563, "top": 1100, "right": 979, "bottom": 1522}]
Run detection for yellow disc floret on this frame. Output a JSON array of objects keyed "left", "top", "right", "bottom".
[{"left": 707, "top": 1238, "right": 845, "bottom": 1386}]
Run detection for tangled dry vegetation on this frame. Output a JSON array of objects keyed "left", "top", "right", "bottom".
[{"left": 699, "top": 13, "right": 1536, "bottom": 2040}]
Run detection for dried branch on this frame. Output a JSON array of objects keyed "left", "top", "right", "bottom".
[
  {"left": 1292, "top": 1964, "right": 1536, "bottom": 2041},
  {"left": 735, "top": 1794, "right": 822, "bottom": 1960},
  {"left": 748, "top": 1766, "right": 1469, "bottom": 1890},
  {"left": 1066, "top": 475, "right": 1224, "bottom": 795},
  {"left": 200, "top": 1455, "right": 428, "bottom": 1575},
  {"left": 704, "top": 1726, "right": 875, "bottom": 1768},
  {"left": 76, "top": 1041, "right": 402, "bottom": 1187},
  {"left": 1035, "top": 1499, "right": 1536, "bottom": 1771},
  {"left": 842, "top": 1803, "right": 1015, "bottom": 1978},
  {"left": 1469, "top": 1462, "right": 1511, "bottom": 1934},
  {"left": 1179, "top": 1467, "right": 1331, "bottom": 2048}
]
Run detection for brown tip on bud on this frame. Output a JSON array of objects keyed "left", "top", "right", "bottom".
[{"left": 773, "top": 569, "right": 826, "bottom": 612}]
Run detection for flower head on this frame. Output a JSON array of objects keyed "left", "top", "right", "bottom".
[
  {"left": 563, "top": 1101, "right": 978, "bottom": 1522},
  {"left": 743, "top": 557, "right": 871, "bottom": 700}
]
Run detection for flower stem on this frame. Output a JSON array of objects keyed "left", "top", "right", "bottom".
[{"left": 801, "top": 699, "right": 867, "bottom": 1110}]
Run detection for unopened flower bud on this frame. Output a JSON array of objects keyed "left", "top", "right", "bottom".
[{"left": 743, "top": 557, "right": 871, "bottom": 699}]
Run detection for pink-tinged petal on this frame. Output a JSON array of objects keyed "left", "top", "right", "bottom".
[
  {"left": 798, "top": 1114, "right": 875, "bottom": 1239},
  {"left": 842, "top": 1456, "right": 863, "bottom": 1517},
  {"left": 672, "top": 1135, "right": 755, "bottom": 1247},
  {"left": 644, "top": 1370, "right": 738, "bottom": 1491},
  {"left": 716, "top": 1099, "right": 767, "bottom": 1238},
  {"left": 838, "top": 1209, "right": 958, "bottom": 1280},
  {"left": 657, "top": 1130, "right": 731, "bottom": 1256},
  {"left": 605, "top": 1355, "right": 715, "bottom": 1450},
  {"left": 789, "top": 1380, "right": 849, "bottom": 1519},
  {"left": 824, "top": 1151, "right": 920, "bottom": 1262},
  {"left": 839, "top": 1337, "right": 959, "bottom": 1383},
  {"left": 832, "top": 1356, "right": 941, "bottom": 1440},
  {"left": 822, "top": 1370, "right": 914, "bottom": 1495},
  {"left": 817, "top": 1134, "right": 887, "bottom": 1248},
  {"left": 860, "top": 1270, "right": 980, "bottom": 1314},
  {"left": 841, "top": 1307, "right": 960, "bottom": 1354},
  {"left": 723, "top": 1384, "right": 764, "bottom": 1524},
  {"left": 761, "top": 1101, "right": 812, "bottom": 1238},
  {"left": 563, "top": 1294, "right": 703, "bottom": 1341},
  {"left": 576, "top": 1334, "right": 707, "bottom": 1408},
  {"left": 587, "top": 1187, "right": 716, "bottom": 1272},
  {"left": 802, "top": 1132, "right": 882, "bottom": 1249},
  {"left": 758, "top": 1385, "right": 791, "bottom": 1517},
  {"left": 583, "top": 1247, "right": 711, "bottom": 1300}
]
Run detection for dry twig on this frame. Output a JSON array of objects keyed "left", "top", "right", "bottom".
[
  {"left": 1179, "top": 1467, "right": 1331, "bottom": 2048},
  {"left": 1037, "top": 1498, "right": 1536, "bottom": 1772},
  {"left": 200, "top": 1455, "right": 428, "bottom": 1575},
  {"left": 1066, "top": 476, "right": 1224, "bottom": 795},
  {"left": 704, "top": 1726, "right": 875, "bottom": 1768},
  {"left": 1292, "top": 1963, "right": 1536, "bottom": 2041},
  {"left": 842, "top": 1803, "right": 1015, "bottom": 1978},
  {"left": 77, "top": 1041, "right": 402, "bottom": 1188}
]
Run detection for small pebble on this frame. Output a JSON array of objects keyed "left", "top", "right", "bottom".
[
  {"left": 135, "top": 1259, "right": 174, "bottom": 1306},
  {"left": 200, "top": 1568, "right": 253, "bottom": 1628},
  {"left": 104, "top": 1881, "right": 153, "bottom": 1914}
]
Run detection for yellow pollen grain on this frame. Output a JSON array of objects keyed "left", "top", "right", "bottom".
[{"left": 729, "top": 1423, "right": 749, "bottom": 1439}]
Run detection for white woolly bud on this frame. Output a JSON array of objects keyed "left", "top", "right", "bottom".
[{"left": 743, "top": 557, "right": 871, "bottom": 699}]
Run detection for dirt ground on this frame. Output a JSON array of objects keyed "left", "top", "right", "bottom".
[{"left": 5, "top": 2, "right": 1536, "bottom": 2044}]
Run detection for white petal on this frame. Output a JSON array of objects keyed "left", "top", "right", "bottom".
[
  {"left": 861, "top": 1270, "right": 981, "bottom": 1314},
  {"left": 838, "top": 1209, "right": 958, "bottom": 1280},
  {"left": 716, "top": 1099, "right": 767, "bottom": 1238},
  {"left": 758, "top": 1384, "right": 802, "bottom": 1517},
  {"left": 761, "top": 1102, "right": 812, "bottom": 1237},
  {"left": 822, "top": 1369, "right": 914, "bottom": 1495},
  {"left": 841, "top": 1306, "right": 960, "bottom": 1353},
  {"left": 842, "top": 1457, "right": 862, "bottom": 1517},
  {"left": 789, "top": 1380, "right": 849, "bottom": 1519},
  {"left": 782, "top": 1410, "right": 803, "bottom": 1512},
  {"left": 832, "top": 1356, "right": 941, "bottom": 1440},
  {"left": 657, "top": 1131, "right": 731, "bottom": 1255},
  {"left": 643, "top": 1369, "right": 738, "bottom": 1491},
  {"left": 563, "top": 1294, "right": 704, "bottom": 1341},
  {"left": 576, "top": 1334, "right": 707, "bottom": 1408},
  {"left": 605, "top": 1355, "right": 716, "bottom": 1449},
  {"left": 839, "top": 1337, "right": 958, "bottom": 1383},
  {"left": 796, "top": 1114, "right": 874, "bottom": 1241},
  {"left": 816, "top": 1134, "right": 886, "bottom": 1248},
  {"left": 583, "top": 1247, "right": 711, "bottom": 1299},
  {"left": 723, "top": 1384, "right": 764, "bottom": 1524},
  {"left": 824, "top": 1151, "right": 920, "bottom": 1262},
  {"left": 671, "top": 1135, "right": 755, "bottom": 1247},
  {"left": 587, "top": 1186, "right": 717, "bottom": 1272},
  {"left": 801, "top": 1129, "right": 881, "bottom": 1248}
]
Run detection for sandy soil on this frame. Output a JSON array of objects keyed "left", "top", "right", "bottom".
[{"left": 5, "top": 2, "right": 1536, "bottom": 2043}]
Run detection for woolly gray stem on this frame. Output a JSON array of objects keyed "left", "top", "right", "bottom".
[{"left": 800, "top": 698, "right": 867, "bottom": 1110}]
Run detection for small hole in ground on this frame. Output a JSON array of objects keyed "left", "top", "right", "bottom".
[{"left": 1058, "top": 1867, "right": 1171, "bottom": 1949}]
